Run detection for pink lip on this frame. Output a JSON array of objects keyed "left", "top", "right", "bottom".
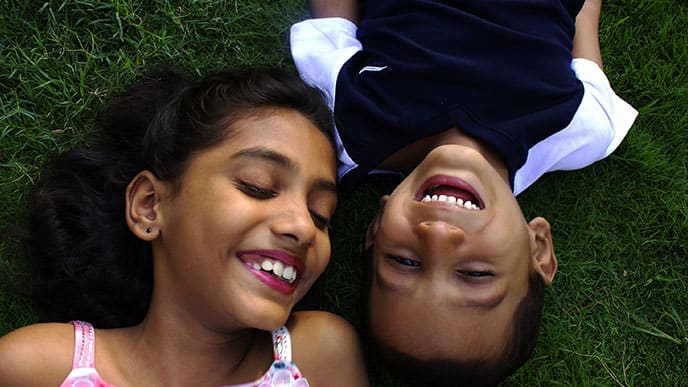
[
  {"left": 247, "top": 269, "right": 297, "bottom": 294},
  {"left": 414, "top": 174, "right": 484, "bottom": 208},
  {"left": 237, "top": 250, "right": 305, "bottom": 295}
]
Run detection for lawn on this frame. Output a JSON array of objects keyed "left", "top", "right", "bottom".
[{"left": 1, "top": 1, "right": 686, "bottom": 385}]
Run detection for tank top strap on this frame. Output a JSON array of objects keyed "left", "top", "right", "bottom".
[
  {"left": 70, "top": 320, "right": 96, "bottom": 369},
  {"left": 270, "top": 326, "right": 292, "bottom": 362}
]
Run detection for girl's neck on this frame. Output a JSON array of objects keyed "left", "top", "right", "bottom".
[
  {"left": 106, "top": 313, "right": 273, "bottom": 386},
  {"left": 378, "top": 127, "right": 510, "bottom": 182}
]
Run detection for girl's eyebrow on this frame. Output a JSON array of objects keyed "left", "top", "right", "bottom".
[
  {"left": 232, "top": 146, "right": 337, "bottom": 194},
  {"left": 232, "top": 146, "right": 293, "bottom": 168},
  {"left": 315, "top": 179, "right": 338, "bottom": 195}
]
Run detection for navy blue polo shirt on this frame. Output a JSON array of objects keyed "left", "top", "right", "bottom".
[{"left": 334, "top": 0, "right": 585, "bottom": 188}]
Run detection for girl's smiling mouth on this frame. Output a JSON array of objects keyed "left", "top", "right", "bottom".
[
  {"left": 415, "top": 175, "right": 485, "bottom": 210},
  {"left": 238, "top": 250, "right": 305, "bottom": 294}
]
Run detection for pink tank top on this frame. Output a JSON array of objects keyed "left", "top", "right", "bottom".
[{"left": 60, "top": 321, "right": 309, "bottom": 387}]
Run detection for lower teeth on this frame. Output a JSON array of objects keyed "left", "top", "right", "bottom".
[{"left": 263, "top": 269, "right": 295, "bottom": 284}]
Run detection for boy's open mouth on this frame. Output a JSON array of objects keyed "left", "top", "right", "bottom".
[{"left": 415, "top": 175, "right": 484, "bottom": 210}]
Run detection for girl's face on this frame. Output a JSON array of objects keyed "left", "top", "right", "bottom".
[{"left": 153, "top": 108, "right": 337, "bottom": 331}]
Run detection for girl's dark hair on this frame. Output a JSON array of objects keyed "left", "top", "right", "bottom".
[{"left": 24, "top": 67, "right": 334, "bottom": 328}]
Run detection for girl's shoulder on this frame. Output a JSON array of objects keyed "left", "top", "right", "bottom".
[
  {"left": 0, "top": 322, "right": 75, "bottom": 386},
  {"left": 286, "top": 310, "right": 359, "bottom": 347},
  {"left": 287, "top": 311, "right": 369, "bottom": 386}
]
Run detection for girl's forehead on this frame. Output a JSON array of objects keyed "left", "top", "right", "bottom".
[{"left": 190, "top": 109, "right": 336, "bottom": 179}]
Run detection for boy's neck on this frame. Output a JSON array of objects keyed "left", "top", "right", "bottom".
[{"left": 379, "top": 127, "right": 510, "bottom": 183}]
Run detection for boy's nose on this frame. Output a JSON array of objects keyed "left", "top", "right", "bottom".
[{"left": 416, "top": 220, "right": 465, "bottom": 251}]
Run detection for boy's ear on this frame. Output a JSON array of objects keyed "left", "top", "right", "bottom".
[
  {"left": 528, "top": 217, "right": 558, "bottom": 285},
  {"left": 365, "top": 195, "right": 389, "bottom": 251},
  {"left": 126, "top": 170, "right": 165, "bottom": 241}
]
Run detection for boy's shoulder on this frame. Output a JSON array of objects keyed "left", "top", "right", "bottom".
[
  {"left": 287, "top": 311, "right": 369, "bottom": 386},
  {"left": 0, "top": 322, "right": 74, "bottom": 386}
]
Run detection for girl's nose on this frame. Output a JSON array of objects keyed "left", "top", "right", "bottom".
[{"left": 270, "top": 199, "right": 315, "bottom": 248}]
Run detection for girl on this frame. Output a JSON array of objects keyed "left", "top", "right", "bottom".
[{"left": 0, "top": 68, "right": 368, "bottom": 386}]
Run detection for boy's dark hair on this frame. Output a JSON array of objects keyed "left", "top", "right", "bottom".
[
  {"left": 23, "top": 67, "right": 334, "bottom": 329},
  {"left": 364, "top": 246, "right": 546, "bottom": 386}
]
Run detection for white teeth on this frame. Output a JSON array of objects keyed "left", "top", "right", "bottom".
[
  {"left": 272, "top": 261, "right": 284, "bottom": 276},
  {"left": 255, "top": 259, "right": 298, "bottom": 283},
  {"left": 463, "top": 201, "right": 478, "bottom": 210},
  {"left": 283, "top": 265, "right": 294, "bottom": 280},
  {"left": 420, "top": 194, "right": 481, "bottom": 210},
  {"left": 284, "top": 267, "right": 297, "bottom": 283}
]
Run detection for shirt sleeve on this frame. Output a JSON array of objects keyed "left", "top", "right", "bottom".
[
  {"left": 513, "top": 58, "right": 639, "bottom": 195},
  {"left": 290, "top": 17, "right": 361, "bottom": 109}
]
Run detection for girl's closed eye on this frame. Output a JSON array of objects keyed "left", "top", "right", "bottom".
[
  {"left": 234, "top": 179, "right": 277, "bottom": 199},
  {"left": 309, "top": 210, "right": 331, "bottom": 231}
]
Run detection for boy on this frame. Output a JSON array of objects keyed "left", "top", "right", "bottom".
[{"left": 291, "top": 0, "right": 637, "bottom": 384}]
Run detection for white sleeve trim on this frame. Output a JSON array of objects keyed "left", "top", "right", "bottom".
[
  {"left": 290, "top": 17, "right": 361, "bottom": 110},
  {"left": 513, "top": 58, "right": 639, "bottom": 195},
  {"left": 290, "top": 17, "right": 362, "bottom": 181}
]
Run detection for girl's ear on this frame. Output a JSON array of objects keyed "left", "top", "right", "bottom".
[
  {"left": 528, "top": 216, "right": 558, "bottom": 285},
  {"left": 365, "top": 195, "right": 389, "bottom": 251},
  {"left": 126, "top": 171, "right": 165, "bottom": 241}
]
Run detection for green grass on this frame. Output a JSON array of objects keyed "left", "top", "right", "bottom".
[{"left": 1, "top": 0, "right": 686, "bottom": 385}]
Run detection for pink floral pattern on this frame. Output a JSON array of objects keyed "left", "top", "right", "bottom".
[{"left": 255, "top": 360, "right": 309, "bottom": 387}]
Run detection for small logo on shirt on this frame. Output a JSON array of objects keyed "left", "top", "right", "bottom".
[{"left": 358, "top": 65, "right": 388, "bottom": 74}]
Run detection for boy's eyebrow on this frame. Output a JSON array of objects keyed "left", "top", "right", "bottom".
[
  {"left": 462, "top": 294, "right": 505, "bottom": 310},
  {"left": 453, "top": 287, "right": 506, "bottom": 310},
  {"left": 231, "top": 146, "right": 337, "bottom": 193}
]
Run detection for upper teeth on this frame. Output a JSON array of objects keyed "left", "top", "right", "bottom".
[
  {"left": 421, "top": 194, "right": 480, "bottom": 210},
  {"left": 251, "top": 259, "right": 298, "bottom": 283}
]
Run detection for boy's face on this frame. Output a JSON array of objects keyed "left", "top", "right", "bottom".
[{"left": 366, "top": 144, "right": 556, "bottom": 363}]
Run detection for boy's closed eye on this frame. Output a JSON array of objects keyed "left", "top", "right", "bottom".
[
  {"left": 386, "top": 255, "right": 493, "bottom": 277},
  {"left": 387, "top": 255, "right": 421, "bottom": 268},
  {"left": 457, "top": 270, "right": 494, "bottom": 278}
]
